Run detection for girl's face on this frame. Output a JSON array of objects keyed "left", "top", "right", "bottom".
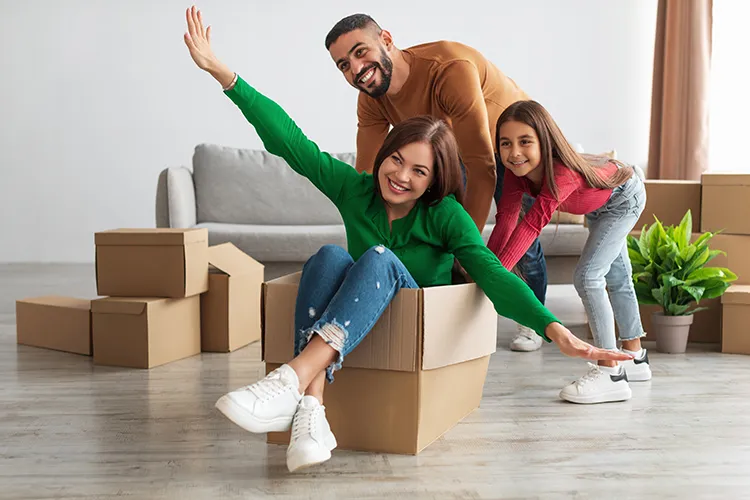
[
  {"left": 377, "top": 141, "right": 435, "bottom": 208},
  {"left": 498, "top": 120, "right": 542, "bottom": 178}
]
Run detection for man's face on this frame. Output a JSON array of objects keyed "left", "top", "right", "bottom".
[{"left": 328, "top": 29, "right": 393, "bottom": 98}]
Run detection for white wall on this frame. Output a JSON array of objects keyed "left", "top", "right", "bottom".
[{"left": 0, "top": 0, "right": 657, "bottom": 263}]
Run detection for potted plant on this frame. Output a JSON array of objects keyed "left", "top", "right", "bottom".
[{"left": 627, "top": 210, "right": 737, "bottom": 353}]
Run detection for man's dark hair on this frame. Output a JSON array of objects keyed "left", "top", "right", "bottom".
[{"left": 325, "top": 14, "right": 381, "bottom": 50}]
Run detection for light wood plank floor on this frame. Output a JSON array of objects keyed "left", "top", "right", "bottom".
[{"left": 2, "top": 264, "right": 750, "bottom": 499}]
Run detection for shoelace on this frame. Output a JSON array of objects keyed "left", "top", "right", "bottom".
[
  {"left": 246, "top": 370, "right": 289, "bottom": 401},
  {"left": 576, "top": 363, "right": 603, "bottom": 387},
  {"left": 291, "top": 405, "right": 320, "bottom": 441}
]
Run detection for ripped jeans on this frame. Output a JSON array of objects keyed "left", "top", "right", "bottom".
[{"left": 294, "top": 244, "right": 419, "bottom": 383}]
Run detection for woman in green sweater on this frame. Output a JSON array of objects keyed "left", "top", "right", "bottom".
[{"left": 183, "top": 6, "right": 631, "bottom": 472}]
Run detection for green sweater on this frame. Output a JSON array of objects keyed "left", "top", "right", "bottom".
[{"left": 224, "top": 75, "right": 559, "bottom": 339}]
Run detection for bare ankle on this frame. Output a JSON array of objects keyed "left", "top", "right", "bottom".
[
  {"left": 621, "top": 339, "right": 642, "bottom": 352},
  {"left": 598, "top": 360, "right": 618, "bottom": 368}
]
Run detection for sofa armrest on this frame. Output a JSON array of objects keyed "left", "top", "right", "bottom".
[{"left": 155, "top": 166, "right": 197, "bottom": 228}]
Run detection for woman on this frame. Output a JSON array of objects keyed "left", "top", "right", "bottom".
[{"left": 183, "top": 6, "right": 631, "bottom": 472}]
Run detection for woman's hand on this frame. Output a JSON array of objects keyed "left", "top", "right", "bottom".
[
  {"left": 183, "top": 5, "right": 235, "bottom": 88},
  {"left": 544, "top": 322, "right": 634, "bottom": 361}
]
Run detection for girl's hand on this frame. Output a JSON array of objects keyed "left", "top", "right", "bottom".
[
  {"left": 184, "top": 6, "right": 217, "bottom": 71},
  {"left": 544, "top": 322, "right": 634, "bottom": 361}
]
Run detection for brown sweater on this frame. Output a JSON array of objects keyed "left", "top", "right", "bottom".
[{"left": 356, "top": 41, "right": 530, "bottom": 231}]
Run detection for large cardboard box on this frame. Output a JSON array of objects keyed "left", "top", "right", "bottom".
[
  {"left": 15, "top": 296, "right": 92, "bottom": 355},
  {"left": 701, "top": 173, "right": 750, "bottom": 235},
  {"left": 262, "top": 272, "right": 497, "bottom": 455},
  {"left": 634, "top": 180, "right": 702, "bottom": 232},
  {"left": 92, "top": 295, "right": 201, "bottom": 368},
  {"left": 721, "top": 285, "right": 750, "bottom": 355},
  {"left": 95, "top": 228, "right": 209, "bottom": 298},
  {"left": 201, "top": 243, "right": 265, "bottom": 352}
]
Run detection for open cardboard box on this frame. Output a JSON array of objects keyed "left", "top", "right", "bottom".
[
  {"left": 201, "top": 242, "right": 265, "bottom": 352},
  {"left": 262, "top": 272, "right": 498, "bottom": 454}
]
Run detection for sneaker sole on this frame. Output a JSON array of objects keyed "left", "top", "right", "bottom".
[
  {"left": 625, "top": 366, "right": 652, "bottom": 382},
  {"left": 560, "top": 386, "right": 633, "bottom": 404},
  {"left": 287, "top": 433, "right": 338, "bottom": 473},
  {"left": 215, "top": 395, "right": 293, "bottom": 434},
  {"left": 510, "top": 342, "right": 542, "bottom": 352}
]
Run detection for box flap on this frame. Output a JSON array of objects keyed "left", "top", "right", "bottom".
[
  {"left": 208, "top": 242, "right": 264, "bottom": 276},
  {"left": 721, "top": 285, "right": 750, "bottom": 305},
  {"left": 16, "top": 295, "right": 91, "bottom": 311},
  {"left": 421, "top": 283, "right": 497, "bottom": 370},
  {"left": 95, "top": 228, "right": 208, "bottom": 246},
  {"left": 90, "top": 297, "right": 162, "bottom": 315},
  {"left": 702, "top": 173, "right": 750, "bottom": 186}
]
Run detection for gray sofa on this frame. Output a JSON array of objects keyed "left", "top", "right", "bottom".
[{"left": 156, "top": 143, "right": 589, "bottom": 282}]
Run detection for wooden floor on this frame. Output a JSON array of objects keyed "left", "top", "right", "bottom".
[{"left": 2, "top": 264, "right": 750, "bottom": 499}]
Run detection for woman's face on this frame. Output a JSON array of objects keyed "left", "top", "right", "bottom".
[{"left": 377, "top": 141, "right": 435, "bottom": 207}]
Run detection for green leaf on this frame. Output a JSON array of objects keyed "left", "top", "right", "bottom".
[
  {"left": 705, "top": 249, "right": 725, "bottom": 265},
  {"left": 634, "top": 281, "right": 659, "bottom": 304},
  {"left": 678, "top": 209, "right": 692, "bottom": 248},
  {"left": 702, "top": 282, "right": 731, "bottom": 299},
  {"left": 686, "top": 267, "right": 738, "bottom": 285},
  {"left": 686, "top": 306, "right": 710, "bottom": 315},
  {"left": 652, "top": 287, "right": 666, "bottom": 307},
  {"left": 682, "top": 285, "right": 705, "bottom": 303},
  {"left": 667, "top": 303, "right": 691, "bottom": 316}
]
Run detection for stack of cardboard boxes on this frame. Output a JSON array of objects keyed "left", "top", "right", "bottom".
[
  {"left": 600, "top": 174, "right": 750, "bottom": 353},
  {"left": 16, "top": 228, "right": 265, "bottom": 367}
]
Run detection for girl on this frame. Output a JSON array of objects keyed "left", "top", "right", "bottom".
[
  {"left": 183, "top": 6, "right": 631, "bottom": 471},
  {"left": 487, "top": 100, "right": 650, "bottom": 406}
]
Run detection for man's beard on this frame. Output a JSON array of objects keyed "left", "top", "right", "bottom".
[{"left": 356, "top": 49, "right": 393, "bottom": 98}]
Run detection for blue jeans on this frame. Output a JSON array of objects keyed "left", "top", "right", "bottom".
[
  {"left": 576, "top": 171, "right": 647, "bottom": 350},
  {"left": 293, "top": 244, "right": 419, "bottom": 383},
  {"left": 460, "top": 156, "right": 548, "bottom": 304}
]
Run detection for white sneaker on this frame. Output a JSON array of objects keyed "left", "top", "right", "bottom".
[
  {"left": 286, "top": 396, "right": 337, "bottom": 472},
  {"left": 621, "top": 348, "right": 652, "bottom": 381},
  {"left": 215, "top": 364, "right": 302, "bottom": 433},
  {"left": 510, "top": 324, "right": 543, "bottom": 352},
  {"left": 559, "top": 363, "right": 632, "bottom": 404}
]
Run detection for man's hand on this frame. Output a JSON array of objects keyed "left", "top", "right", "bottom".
[{"left": 544, "top": 322, "right": 634, "bottom": 361}]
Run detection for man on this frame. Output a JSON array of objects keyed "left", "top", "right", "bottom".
[{"left": 325, "top": 14, "right": 547, "bottom": 352}]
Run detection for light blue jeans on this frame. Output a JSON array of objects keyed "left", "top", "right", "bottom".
[
  {"left": 576, "top": 169, "right": 647, "bottom": 350},
  {"left": 294, "top": 244, "right": 419, "bottom": 383}
]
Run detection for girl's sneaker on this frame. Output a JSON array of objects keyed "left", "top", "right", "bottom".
[
  {"left": 559, "top": 363, "right": 632, "bottom": 404},
  {"left": 621, "top": 348, "right": 652, "bottom": 381}
]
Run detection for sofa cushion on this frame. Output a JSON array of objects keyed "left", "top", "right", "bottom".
[{"left": 192, "top": 144, "right": 355, "bottom": 225}]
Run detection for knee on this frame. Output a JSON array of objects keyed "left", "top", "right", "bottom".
[
  {"left": 573, "top": 267, "right": 604, "bottom": 296},
  {"left": 312, "top": 244, "right": 351, "bottom": 263},
  {"left": 359, "top": 245, "right": 399, "bottom": 267}
]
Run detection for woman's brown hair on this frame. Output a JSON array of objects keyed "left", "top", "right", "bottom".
[
  {"left": 372, "top": 115, "right": 465, "bottom": 206},
  {"left": 495, "top": 100, "right": 633, "bottom": 201}
]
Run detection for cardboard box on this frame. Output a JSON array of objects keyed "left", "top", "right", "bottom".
[
  {"left": 634, "top": 180, "right": 701, "bottom": 232},
  {"left": 95, "top": 228, "right": 209, "bottom": 298},
  {"left": 201, "top": 243, "right": 265, "bottom": 352},
  {"left": 721, "top": 285, "right": 750, "bottom": 355},
  {"left": 262, "top": 272, "right": 497, "bottom": 455},
  {"left": 704, "top": 233, "right": 750, "bottom": 285},
  {"left": 701, "top": 173, "right": 750, "bottom": 235},
  {"left": 92, "top": 295, "right": 201, "bottom": 368},
  {"left": 15, "top": 296, "right": 92, "bottom": 355}
]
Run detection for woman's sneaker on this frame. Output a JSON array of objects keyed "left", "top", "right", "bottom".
[
  {"left": 510, "top": 324, "right": 543, "bottom": 352},
  {"left": 559, "top": 363, "right": 632, "bottom": 404},
  {"left": 286, "top": 396, "right": 337, "bottom": 472},
  {"left": 215, "top": 364, "right": 302, "bottom": 433},
  {"left": 621, "top": 348, "right": 652, "bottom": 381}
]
